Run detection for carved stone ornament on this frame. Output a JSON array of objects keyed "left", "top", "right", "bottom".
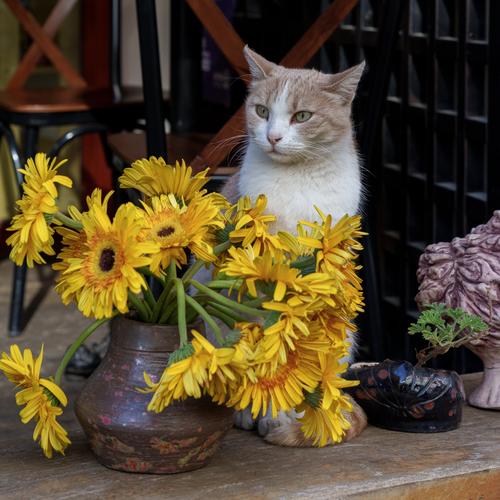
[{"left": 416, "top": 211, "right": 500, "bottom": 409}]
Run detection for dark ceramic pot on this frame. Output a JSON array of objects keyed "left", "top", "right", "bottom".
[
  {"left": 345, "top": 360, "right": 465, "bottom": 433},
  {"left": 75, "top": 316, "right": 233, "bottom": 474}
]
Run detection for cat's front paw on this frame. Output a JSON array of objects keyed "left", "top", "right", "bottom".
[
  {"left": 233, "top": 407, "right": 257, "bottom": 430},
  {"left": 257, "top": 408, "right": 293, "bottom": 437},
  {"left": 264, "top": 398, "right": 368, "bottom": 447}
]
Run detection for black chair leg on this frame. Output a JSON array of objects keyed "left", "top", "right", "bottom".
[
  {"left": 8, "top": 264, "right": 27, "bottom": 337},
  {"left": 8, "top": 125, "right": 39, "bottom": 337}
]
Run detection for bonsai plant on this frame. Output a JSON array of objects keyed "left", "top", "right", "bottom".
[
  {"left": 0, "top": 154, "right": 364, "bottom": 472},
  {"left": 346, "top": 303, "right": 488, "bottom": 433},
  {"left": 408, "top": 303, "right": 488, "bottom": 367}
]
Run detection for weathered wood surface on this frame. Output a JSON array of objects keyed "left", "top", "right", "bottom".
[{"left": 0, "top": 261, "right": 499, "bottom": 499}]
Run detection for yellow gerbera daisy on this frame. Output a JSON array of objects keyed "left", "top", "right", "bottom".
[
  {"left": 16, "top": 384, "right": 70, "bottom": 458},
  {"left": 297, "top": 396, "right": 352, "bottom": 446},
  {"left": 119, "top": 157, "right": 211, "bottom": 201},
  {"left": 53, "top": 190, "right": 111, "bottom": 281},
  {"left": 7, "top": 153, "right": 72, "bottom": 267},
  {"left": 278, "top": 225, "right": 318, "bottom": 261},
  {"left": 137, "top": 193, "right": 223, "bottom": 273},
  {"left": 222, "top": 247, "right": 299, "bottom": 300},
  {"left": 0, "top": 345, "right": 70, "bottom": 458},
  {"left": 0, "top": 344, "right": 43, "bottom": 387},
  {"left": 54, "top": 191, "right": 156, "bottom": 318},
  {"left": 312, "top": 312, "right": 352, "bottom": 352},
  {"left": 224, "top": 322, "right": 262, "bottom": 388},
  {"left": 144, "top": 331, "right": 236, "bottom": 412},
  {"left": 228, "top": 195, "right": 284, "bottom": 257},
  {"left": 229, "top": 342, "right": 321, "bottom": 419},
  {"left": 318, "top": 352, "right": 359, "bottom": 410},
  {"left": 298, "top": 210, "right": 365, "bottom": 274}
]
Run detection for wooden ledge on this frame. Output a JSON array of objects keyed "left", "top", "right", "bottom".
[{"left": 0, "top": 371, "right": 499, "bottom": 499}]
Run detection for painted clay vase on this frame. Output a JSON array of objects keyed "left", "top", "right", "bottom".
[
  {"left": 416, "top": 211, "right": 500, "bottom": 409},
  {"left": 75, "top": 316, "right": 233, "bottom": 474},
  {"left": 345, "top": 360, "right": 465, "bottom": 432}
]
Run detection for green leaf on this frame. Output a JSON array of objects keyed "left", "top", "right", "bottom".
[
  {"left": 304, "top": 386, "right": 323, "bottom": 409},
  {"left": 290, "top": 254, "right": 317, "bottom": 275},
  {"left": 410, "top": 303, "right": 489, "bottom": 364},
  {"left": 216, "top": 223, "right": 235, "bottom": 244},
  {"left": 167, "top": 344, "right": 194, "bottom": 366},
  {"left": 221, "top": 330, "right": 241, "bottom": 347},
  {"left": 264, "top": 311, "right": 281, "bottom": 330}
]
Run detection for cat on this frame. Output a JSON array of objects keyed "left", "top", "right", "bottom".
[{"left": 223, "top": 46, "right": 367, "bottom": 447}]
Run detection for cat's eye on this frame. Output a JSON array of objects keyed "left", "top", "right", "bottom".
[
  {"left": 292, "top": 111, "right": 312, "bottom": 123},
  {"left": 255, "top": 105, "right": 269, "bottom": 119}
]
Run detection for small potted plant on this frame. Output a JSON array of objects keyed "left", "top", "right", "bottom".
[{"left": 346, "top": 303, "right": 488, "bottom": 432}]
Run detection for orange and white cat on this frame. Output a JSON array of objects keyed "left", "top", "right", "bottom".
[{"left": 224, "top": 47, "right": 367, "bottom": 446}]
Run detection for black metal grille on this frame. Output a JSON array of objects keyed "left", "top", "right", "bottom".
[{"left": 325, "top": 0, "right": 494, "bottom": 372}]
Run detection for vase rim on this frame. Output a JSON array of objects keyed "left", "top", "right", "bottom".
[{"left": 110, "top": 316, "right": 204, "bottom": 353}]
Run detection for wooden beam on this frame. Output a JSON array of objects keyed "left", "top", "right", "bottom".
[
  {"left": 7, "top": 0, "right": 78, "bottom": 90},
  {"left": 4, "top": 0, "right": 87, "bottom": 89},
  {"left": 190, "top": 0, "right": 359, "bottom": 172}
]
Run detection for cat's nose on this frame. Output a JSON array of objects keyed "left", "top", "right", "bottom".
[{"left": 267, "top": 133, "right": 283, "bottom": 145}]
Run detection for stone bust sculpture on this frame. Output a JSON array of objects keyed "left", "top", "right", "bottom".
[{"left": 415, "top": 210, "right": 500, "bottom": 409}]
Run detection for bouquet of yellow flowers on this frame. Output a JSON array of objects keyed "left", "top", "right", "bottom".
[{"left": 1, "top": 153, "right": 364, "bottom": 460}]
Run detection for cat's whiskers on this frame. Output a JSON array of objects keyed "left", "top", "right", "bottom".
[{"left": 207, "top": 134, "right": 249, "bottom": 158}]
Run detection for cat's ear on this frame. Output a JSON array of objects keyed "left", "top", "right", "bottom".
[
  {"left": 244, "top": 46, "right": 278, "bottom": 81},
  {"left": 321, "top": 61, "right": 366, "bottom": 105}
]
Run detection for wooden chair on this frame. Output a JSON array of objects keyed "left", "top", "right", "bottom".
[{"left": 1, "top": 0, "right": 166, "bottom": 337}]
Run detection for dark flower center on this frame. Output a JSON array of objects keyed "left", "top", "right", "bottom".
[
  {"left": 157, "top": 226, "right": 175, "bottom": 237},
  {"left": 99, "top": 247, "right": 116, "bottom": 272}
]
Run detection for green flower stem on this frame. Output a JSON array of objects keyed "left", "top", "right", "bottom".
[
  {"left": 181, "top": 240, "right": 231, "bottom": 284},
  {"left": 158, "top": 298, "right": 178, "bottom": 324},
  {"left": 143, "top": 285, "right": 157, "bottom": 312},
  {"left": 168, "top": 261, "right": 177, "bottom": 280},
  {"left": 128, "top": 291, "right": 150, "bottom": 322},
  {"left": 213, "top": 240, "right": 232, "bottom": 255},
  {"left": 139, "top": 267, "right": 166, "bottom": 286},
  {"left": 143, "top": 299, "right": 153, "bottom": 319},
  {"left": 181, "top": 259, "right": 204, "bottom": 284},
  {"left": 153, "top": 262, "right": 179, "bottom": 324},
  {"left": 206, "top": 305, "right": 235, "bottom": 329},
  {"left": 151, "top": 279, "right": 174, "bottom": 322},
  {"left": 242, "top": 297, "right": 268, "bottom": 308},
  {"left": 174, "top": 278, "right": 188, "bottom": 346},
  {"left": 204, "top": 279, "right": 242, "bottom": 289},
  {"left": 54, "top": 211, "right": 83, "bottom": 230},
  {"left": 54, "top": 316, "right": 113, "bottom": 385},
  {"left": 185, "top": 295, "right": 224, "bottom": 344},
  {"left": 157, "top": 281, "right": 180, "bottom": 323},
  {"left": 206, "top": 300, "right": 245, "bottom": 323},
  {"left": 189, "top": 279, "right": 271, "bottom": 318},
  {"left": 185, "top": 301, "right": 199, "bottom": 324}
]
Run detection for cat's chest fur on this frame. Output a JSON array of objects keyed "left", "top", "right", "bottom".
[{"left": 238, "top": 141, "right": 361, "bottom": 233}]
